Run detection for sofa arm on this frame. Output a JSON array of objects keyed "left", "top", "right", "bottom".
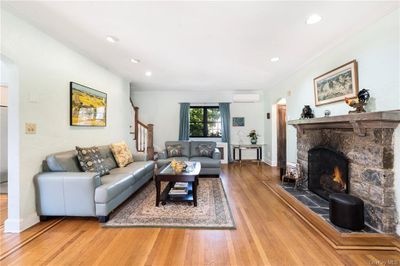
[
  {"left": 34, "top": 172, "right": 100, "bottom": 217},
  {"left": 132, "top": 153, "right": 147, "bottom": 162},
  {"left": 158, "top": 150, "right": 168, "bottom": 159},
  {"left": 213, "top": 148, "right": 221, "bottom": 160}
]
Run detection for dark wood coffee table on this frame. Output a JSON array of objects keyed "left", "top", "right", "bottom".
[{"left": 155, "top": 162, "right": 201, "bottom": 207}]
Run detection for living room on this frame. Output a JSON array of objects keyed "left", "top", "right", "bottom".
[{"left": 1, "top": 1, "right": 400, "bottom": 265}]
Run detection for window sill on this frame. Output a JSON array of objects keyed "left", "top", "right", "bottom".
[{"left": 189, "top": 137, "right": 222, "bottom": 142}]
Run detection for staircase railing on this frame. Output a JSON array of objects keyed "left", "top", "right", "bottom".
[{"left": 130, "top": 99, "right": 154, "bottom": 160}]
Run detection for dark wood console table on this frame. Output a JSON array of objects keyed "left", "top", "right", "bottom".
[{"left": 232, "top": 144, "right": 263, "bottom": 166}]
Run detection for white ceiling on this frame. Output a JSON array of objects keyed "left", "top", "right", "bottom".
[{"left": 2, "top": 1, "right": 399, "bottom": 91}]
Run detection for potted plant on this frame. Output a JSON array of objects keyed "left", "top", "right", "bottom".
[{"left": 247, "top": 130, "right": 259, "bottom": 144}]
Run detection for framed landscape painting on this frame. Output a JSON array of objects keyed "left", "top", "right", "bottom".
[
  {"left": 70, "top": 82, "right": 107, "bottom": 127},
  {"left": 232, "top": 117, "right": 245, "bottom": 127},
  {"left": 314, "top": 60, "right": 358, "bottom": 106}
]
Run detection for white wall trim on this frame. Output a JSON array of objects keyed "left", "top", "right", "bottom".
[
  {"left": 1, "top": 55, "right": 23, "bottom": 233},
  {"left": 287, "top": 161, "right": 296, "bottom": 168},
  {"left": 4, "top": 212, "right": 40, "bottom": 233},
  {"left": 263, "top": 159, "right": 277, "bottom": 167}
]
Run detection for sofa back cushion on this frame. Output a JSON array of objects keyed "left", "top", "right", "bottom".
[
  {"left": 98, "top": 145, "right": 118, "bottom": 170},
  {"left": 46, "top": 150, "right": 81, "bottom": 172},
  {"left": 191, "top": 141, "right": 216, "bottom": 158},
  {"left": 165, "top": 141, "right": 190, "bottom": 158}
]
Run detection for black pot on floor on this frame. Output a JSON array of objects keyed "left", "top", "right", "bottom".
[{"left": 329, "top": 193, "right": 365, "bottom": 231}]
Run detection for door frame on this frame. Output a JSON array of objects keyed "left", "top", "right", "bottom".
[{"left": 270, "top": 98, "right": 286, "bottom": 167}]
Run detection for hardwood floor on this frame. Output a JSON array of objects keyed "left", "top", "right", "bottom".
[
  {"left": 1, "top": 164, "right": 399, "bottom": 265},
  {"left": 0, "top": 194, "right": 7, "bottom": 226}
]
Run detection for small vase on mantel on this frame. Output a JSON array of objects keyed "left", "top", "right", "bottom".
[{"left": 251, "top": 138, "right": 257, "bottom": 145}]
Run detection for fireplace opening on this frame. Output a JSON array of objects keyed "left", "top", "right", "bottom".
[{"left": 308, "top": 146, "right": 349, "bottom": 200}]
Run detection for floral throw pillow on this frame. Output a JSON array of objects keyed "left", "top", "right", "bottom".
[
  {"left": 110, "top": 141, "right": 134, "bottom": 168},
  {"left": 166, "top": 144, "right": 183, "bottom": 158},
  {"left": 76, "top": 146, "right": 110, "bottom": 176},
  {"left": 198, "top": 144, "right": 214, "bottom": 157}
]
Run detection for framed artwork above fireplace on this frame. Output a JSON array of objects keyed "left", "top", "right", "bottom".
[{"left": 313, "top": 60, "right": 359, "bottom": 106}]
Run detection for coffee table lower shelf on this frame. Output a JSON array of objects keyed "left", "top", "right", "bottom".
[{"left": 160, "top": 182, "right": 195, "bottom": 205}]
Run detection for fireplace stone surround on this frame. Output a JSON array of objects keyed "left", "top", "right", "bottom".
[{"left": 289, "top": 110, "right": 400, "bottom": 234}]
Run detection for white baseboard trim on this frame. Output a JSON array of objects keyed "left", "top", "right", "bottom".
[
  {"left": 4, "top": 212, "right": 40, "bottom": 233},
  {"left": 287, "top": 161, "right": 297, "bottom": 168},
  {"left": 263, "top": 159, "right": 277, "bottom": 167}
]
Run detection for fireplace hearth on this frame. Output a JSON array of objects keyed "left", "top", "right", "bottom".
[{"left": 308, "top": 146, "right": 348, "bottom": 200}]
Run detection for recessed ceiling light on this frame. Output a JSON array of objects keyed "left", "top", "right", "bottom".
[
  {"left": 145, "top": 71, "right": 152, "bottom": 77},
  {"left": 106, "top": 35, "right": 119, "bottom": 43},
  {"left": 306, "top": 14, "right": 322, "bottom": 25},
  {"left": 130, "top": 58, "right": 140, "bottom": 64},
  {"left": 270, "top": 57, "right": 280, "bottom": 62}
]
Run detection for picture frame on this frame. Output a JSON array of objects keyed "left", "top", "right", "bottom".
[
  {"left": 70, "top": 82, "right": 107, "bottom": 127},
  {"left": 313, "top": 60, "right": 358, "bottom": 106},
  {"left": 232, "top": 117, "right": 245, "bottom": 127}
]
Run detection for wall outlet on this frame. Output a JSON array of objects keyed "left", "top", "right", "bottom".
[{"left": 25, "top": 123, "right": 37, "bottom": 134}]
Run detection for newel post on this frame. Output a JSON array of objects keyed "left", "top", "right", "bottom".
[
  {"left": 134, "top": 106, "right": 139, "bottom": 140},
  {"left": 147, "top": 124, "right": 154, "bottom": 160}
]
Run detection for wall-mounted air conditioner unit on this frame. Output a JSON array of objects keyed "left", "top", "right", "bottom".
[{"left": 232, "top": 94, "right": 260, "bottom": 103}]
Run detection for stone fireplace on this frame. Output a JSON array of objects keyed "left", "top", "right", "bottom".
[{"left": 289, "top": 110, "right": 400, "bottom": 234}]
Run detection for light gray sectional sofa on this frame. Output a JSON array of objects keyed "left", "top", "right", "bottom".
[
  {"left": 35, "top": 145, "right": 155, "bottom": 222},
  {"left": 157, "top": 141, "right": 221, "bottom": 176}
]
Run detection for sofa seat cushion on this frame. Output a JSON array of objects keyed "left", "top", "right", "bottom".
[
  {"left": 190, "top": 157, "right": 221, "bottom": 168},
  {"left": 95, "top": 173, "right": 135, "bottom": 203},
  {"left": 109, "top": 161, "right": 155, "bottom": 178}
]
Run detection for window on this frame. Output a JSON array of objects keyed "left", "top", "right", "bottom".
[{"left": 189, "top": 106, "right": 221, "bottom": 137}]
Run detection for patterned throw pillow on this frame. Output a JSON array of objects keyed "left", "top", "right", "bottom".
[
  {"left": 76, "top": 146, "right": 110, "bottom": 176},
  {"left": 198, "top": 144, "right": 214, "bottom": 157},
  {"left": 110, "top": 141, "right": 134, "bottom": 168},
  {"left": 166, "top": 144, "right": 183, "bottom": 158}
]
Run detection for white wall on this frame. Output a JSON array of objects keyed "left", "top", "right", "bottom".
[
  {"left": 0, "top": 82, "right": 8, "bottom": 183},
  {"left": 131, "top": 90, "right": 265, "bottom": 160},
  {"left": 1, "top": 10, "right": 132, "bottom": 232},
  {"left": 264, "top": 9, "right": 400, "bottom": 164}
]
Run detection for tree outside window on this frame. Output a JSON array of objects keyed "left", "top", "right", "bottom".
[{"left": 189, "top": 106, "right": 221, "bottom": 137}]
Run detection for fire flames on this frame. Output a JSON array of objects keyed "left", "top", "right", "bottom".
[{"left": 332, "top": 166, "right": 346, "bottom": 190}]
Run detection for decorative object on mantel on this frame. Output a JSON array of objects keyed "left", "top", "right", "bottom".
[
  {"left": 289, "top": 110, "right": 400, "bottom": 137},
  {"left": 314, "top": 60, "right": 359, "bottom": 106},
  {"left": 324, "top": 110, "right": 331, "bottom": 117},
  {"left": 345, "top": 88, "right": 370, "bottom": 114},
  {"left": 247, "top": 129, "right": 259, "bottom": 144},
  {"left": 300, "top": 105, "right": 314, "bottom": 119},
  {"left": 232, "top": 117, "right": 245, "bottom": 127}
]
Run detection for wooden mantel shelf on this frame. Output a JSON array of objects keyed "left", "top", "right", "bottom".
[{"left": 288, "top": 110, "right": 400, "bottom": 136}]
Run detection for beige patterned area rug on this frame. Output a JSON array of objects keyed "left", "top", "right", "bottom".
[{"left": 104, "top": 178, "right": 235, "bottom": 229}]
